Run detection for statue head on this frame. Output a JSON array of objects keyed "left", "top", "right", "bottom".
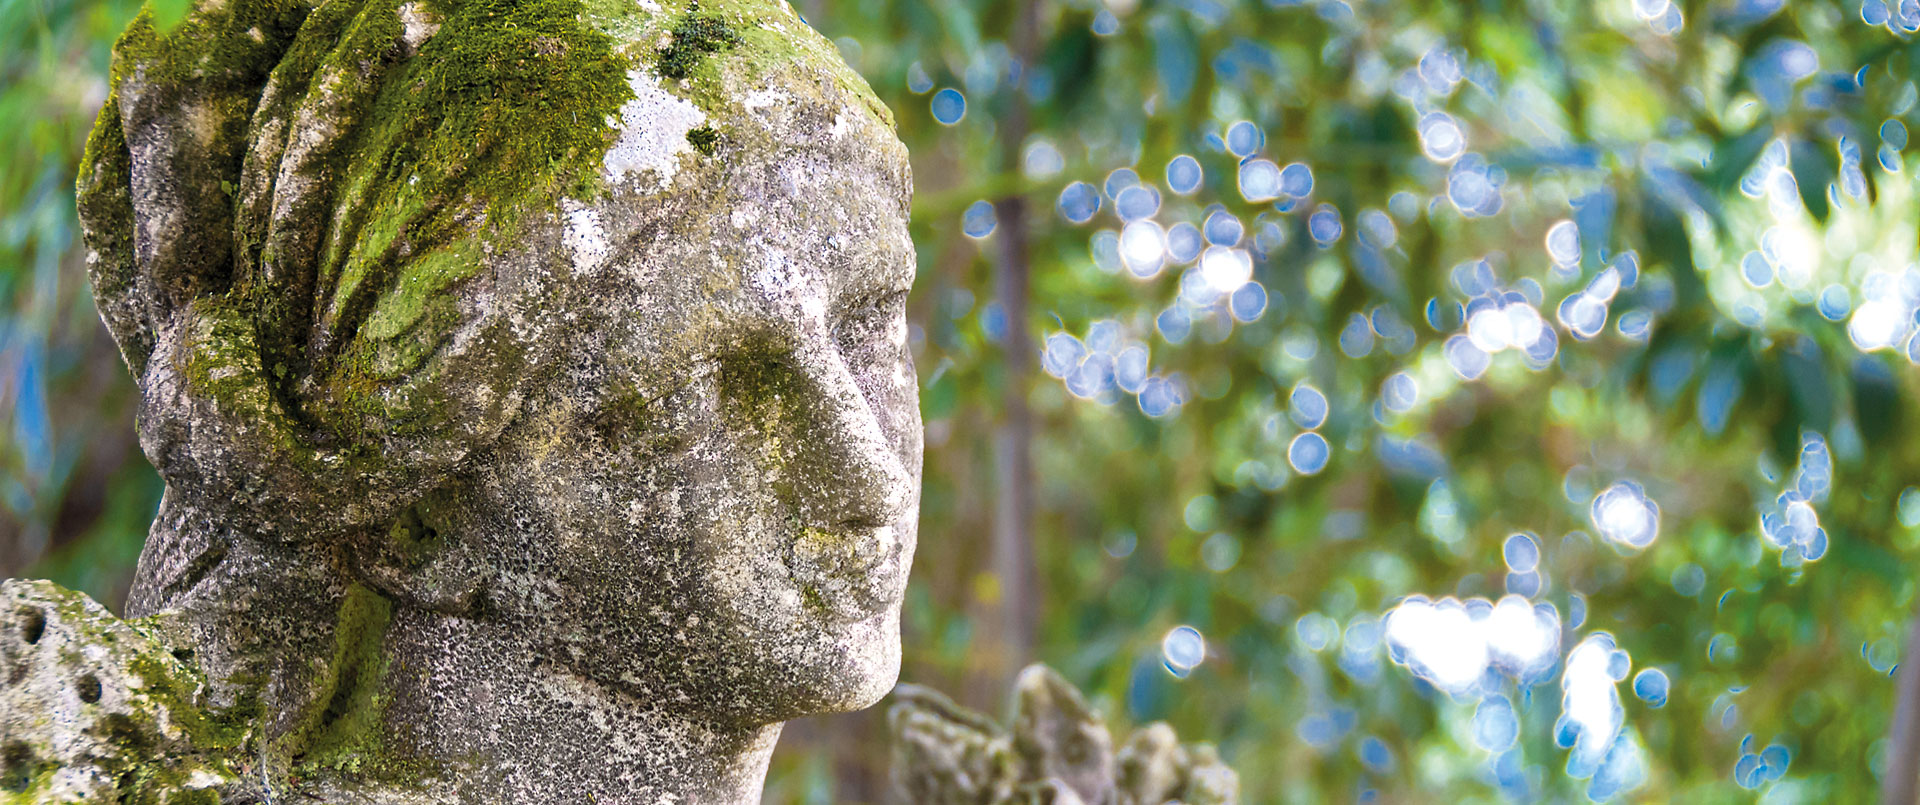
[{"left": 77, "top": 0, "right": 919, "bottom": 771}]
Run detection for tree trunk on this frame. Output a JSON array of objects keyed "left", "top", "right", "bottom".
[
  {"left": 989, "top": 0, "right": 1043, "bottom": 686},
  {"left": 1883, "top": 610, "right": 1920, "bottom": 804}
]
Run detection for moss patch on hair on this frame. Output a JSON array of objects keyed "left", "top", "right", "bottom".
[
  {"left": 686, "top": 125, "right": 720, "bottom": 155},
  {"left": 309, "top": 0, "right": 632, "bottom": 356},
  {"left": 656, "top": 7, "right": 741, "bottom": 79}
]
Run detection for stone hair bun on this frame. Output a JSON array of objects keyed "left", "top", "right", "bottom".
[{"left": 77, "top": 0, "right": 633, "bottom": 548}]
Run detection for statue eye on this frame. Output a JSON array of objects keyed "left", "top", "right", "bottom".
[
  {"left": 824, "top": 291, "right": 906, "bottom": 393},
  {"left": 836, "top": 289, "right": 909, "bottom": 350}
]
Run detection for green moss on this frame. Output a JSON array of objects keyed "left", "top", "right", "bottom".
[
  {"left": 351, "top": 237, "right": 479, "bottom": 382},
  {"left": 109, "top": 0, "right": 307, "bottom": 94},
  {"left": 686, "top": 125, "right": 720, "bottom": 155},
  {"left": 114, "top": 761, "right": 229, "bottom": 805},
  {"left": 75, "top": 88, "right": 153, "bottom": 377},
  {"left": 90, "top": 0, "right": 636, "bottom": 448},
  {"left": 166, "top": 788, "right": 221, "bottom": 805},
  {"left": 799, "top": 584, "right": 826, "bottom": 613},
  {"left": 381, "top": 504, "right": 442, "bottom": 569},
  {"left": 656, "top": 7, "right": 740, "bottom": 79},
  {"left": 125, "top": 652, "right": 258, "bottom": 753},
  {"left": 232, "top": 0, "right": 631, "bottom": 432},
  {"left": 0, "top": 584, "right": 256, "bottom": 803},
  {"left": 640, "top": 0, "right": 895, "bottom": 133},
  {"left": 175, "top": 293, "right": 370, "bottom": 479},
  {"left": 2, "top": 744, "right": 54, "bottom": 796},
  {"left": 75, "top": 90, "right": 128, "bottom": 226},
  {"left": 181, "top": 294, "right": 279, "bottom": 428},
  {"left": 283, "top": 584, "right": 394, "bottom": 776},
  {"left": 338, "top": 0, "right": 630, "bottom": 229},
  {"left": 798, "top": 525, "right": 845, "bottom": 548}
]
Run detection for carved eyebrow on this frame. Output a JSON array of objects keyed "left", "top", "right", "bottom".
[{"left": 836, "top": 274, "right": 912, "bottom": 309}]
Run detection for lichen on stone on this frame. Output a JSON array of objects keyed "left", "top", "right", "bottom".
[{"left": 600, "top": 68, "right": 709, "bottom": 191}]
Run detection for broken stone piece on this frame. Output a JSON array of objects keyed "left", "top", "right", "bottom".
[
  {"left": 1, "top": 579, "right": 251, "bottom": 803},
  {"left": 888, "top": 664, "right": 1239, "bottom": 805}
]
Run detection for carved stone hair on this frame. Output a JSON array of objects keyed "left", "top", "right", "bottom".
[{"left": 80, "top": 0, "right": 635, "bottom": 552}]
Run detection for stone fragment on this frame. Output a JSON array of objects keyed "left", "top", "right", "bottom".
[
  {"left": 888, "top": 664, "right": 1239, "bottom": 805},
  {"left": 0, "top": 579, "right": 250, "bottom": 804}
]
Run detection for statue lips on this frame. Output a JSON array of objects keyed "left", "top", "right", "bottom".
[{"left": 786, "top": 522, "right": 909, "bottom": 624}]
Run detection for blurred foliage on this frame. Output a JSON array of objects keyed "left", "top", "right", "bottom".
[
  {"left": 789, "top": 0, "right": 1920, "bottom": 801},
  {"left": 8, "top": 0, "right": 1920, "bottom": 801},
  {"left": 0, "top": 0, "right": 157, "bottom": 603}
]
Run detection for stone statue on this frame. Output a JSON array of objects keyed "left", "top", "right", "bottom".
[
  {"left": 5, "top": 0, "right": 920, "bottom": 800},
  {"left": 887, "top": 665, "right": 1239, "bottom": 805}
]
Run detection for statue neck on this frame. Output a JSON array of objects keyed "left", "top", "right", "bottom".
[{"left": 350, "top": 605, "right": 782, "bottom": 804}]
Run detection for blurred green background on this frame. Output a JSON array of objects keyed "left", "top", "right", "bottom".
[{"left": 8, "top": 0, "right": 1920, "bottom": 801}]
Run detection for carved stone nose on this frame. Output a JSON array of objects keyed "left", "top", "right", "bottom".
[{"left": 785, "top": 345, "right": 912, "bottom": 530}]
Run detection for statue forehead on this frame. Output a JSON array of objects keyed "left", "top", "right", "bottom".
[
  {"left": 563, "top": 11, "right": 913, "bottom": 330},
  {"left": 583, "top": 0, "right": 906, "bottom": 184},
  {"left": 562, "top": 103, "right": 910, "bottom": 334}
]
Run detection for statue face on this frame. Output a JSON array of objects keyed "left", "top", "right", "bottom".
[{"left": 474, "top": 71, "right": 921, "bottom": 725}]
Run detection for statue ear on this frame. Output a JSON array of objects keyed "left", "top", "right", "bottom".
[{"left": 351, "top": 493, "right": 490, "bottom": 616}]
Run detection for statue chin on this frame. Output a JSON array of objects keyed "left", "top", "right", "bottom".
[
  {"left": 744, "top": 611, "right": 904, "bottom": 724},
  {"left": 812, "top": 607, "right": 907, "bottom": 714},
  {"left": 553, "top": 584, "right": 909, "bottom": 727}
]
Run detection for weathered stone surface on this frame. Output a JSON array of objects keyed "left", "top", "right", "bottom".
[
  {"left": 888, "top": 665, "right": 1240, "bottom": 805},
  {"left": 0, "top": 579, "right": 251, "bottom": 803},
  {"left": 48, "top": 0, "right": 921, "bottom": 800}
]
